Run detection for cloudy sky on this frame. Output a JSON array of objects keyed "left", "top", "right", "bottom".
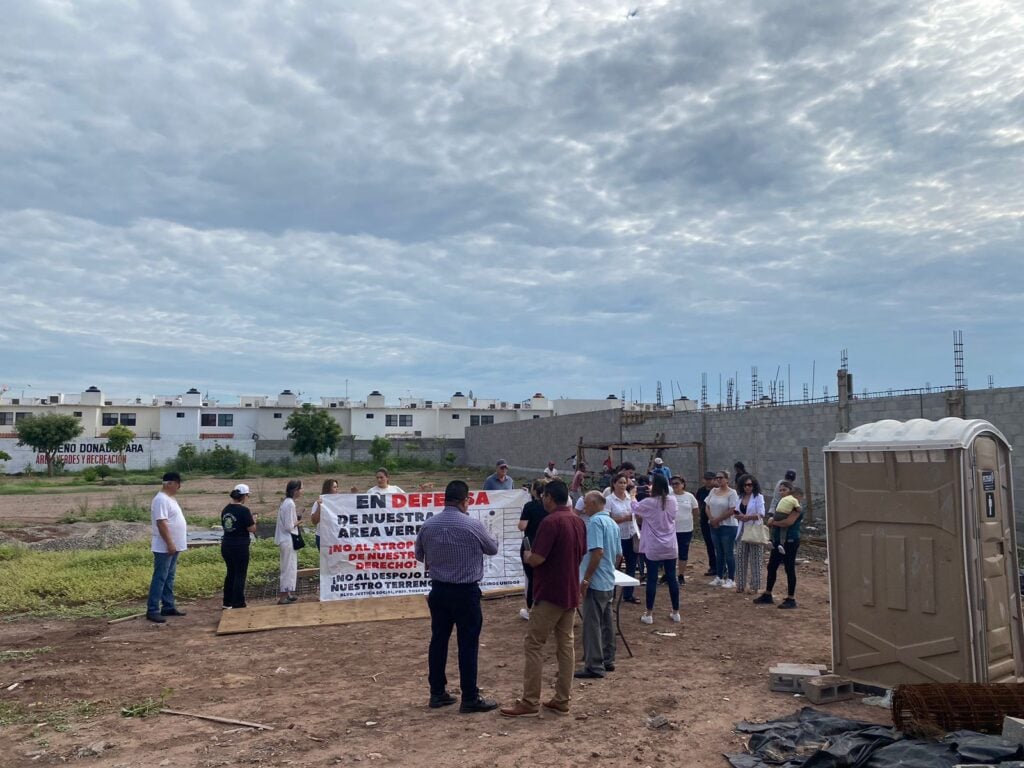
[{"left": 2, "top": 0, "right": 1022, "bottom": 406}]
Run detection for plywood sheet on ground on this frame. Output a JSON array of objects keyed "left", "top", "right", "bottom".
[{"left": 216, "top": 595, "right": 430, "bottom": 635}]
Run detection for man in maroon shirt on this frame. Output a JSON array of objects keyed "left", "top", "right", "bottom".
[{"left": 500, "top": 479, "right": 586, "bottom": 718}]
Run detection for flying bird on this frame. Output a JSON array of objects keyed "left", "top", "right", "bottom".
[{"left": 627, "top": 7, "right": 639, "bottom": 18}]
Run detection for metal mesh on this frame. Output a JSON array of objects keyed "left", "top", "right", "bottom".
[{"left": 892, "top": 683, "right": 1024, "bottom": 736}]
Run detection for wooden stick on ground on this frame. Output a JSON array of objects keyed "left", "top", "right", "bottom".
[
  {"left": 107, "top": 612, "right": 147, "bottom": 624},
  {"left": 160, "top": 708, "right": 274, "bottom": 731}
]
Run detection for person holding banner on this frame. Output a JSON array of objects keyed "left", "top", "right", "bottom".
[
  {"left": 274, "top": 479, "right": 303, "bottom": 605},
  {"left": 501, "top": 479, "right": 586, "bottom": 718},
  {"left": 414, "top": 480, "right": 499, "bottom": 714},
  {"left": 309, "top": 478, "right": 339, "bottom": 550},
  {"left": 368, "top": 467, "right": 404, "bottom": 495}
]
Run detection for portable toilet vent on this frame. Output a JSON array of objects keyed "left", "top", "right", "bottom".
[{"left": 824, "top": 417, "right": 1021, "bottom": 686}]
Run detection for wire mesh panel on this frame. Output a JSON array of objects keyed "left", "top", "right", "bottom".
[{"left": 893, "top": 683, "right": 1024, "bottom": 735}]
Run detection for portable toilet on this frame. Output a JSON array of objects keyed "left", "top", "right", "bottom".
[{"left": 824, "top": 417, "right": 1022, "bottom": 687}]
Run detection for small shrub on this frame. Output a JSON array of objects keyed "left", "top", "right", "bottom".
[
  {"left": 95, "top": 465, "right": 113, "bottom": 479},
  {"left": 81, "top": 468, "right": 99, "bottom": 483}
]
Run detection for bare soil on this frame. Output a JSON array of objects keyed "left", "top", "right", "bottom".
[{"left": 0, "top": 546, "right": 889, "bottom": 768}]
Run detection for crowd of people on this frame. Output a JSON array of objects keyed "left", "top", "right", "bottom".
[{"left": 143, "top": 458, "right": 805, "bottom": 718}]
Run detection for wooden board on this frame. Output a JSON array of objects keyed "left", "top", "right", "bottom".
[{"left": 216, "top": 595, "right": 430, "bottom": 635}]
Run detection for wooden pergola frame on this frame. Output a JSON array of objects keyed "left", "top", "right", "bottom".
[{"left": 576, "top": 433, "right": 705, "bottom": 478}]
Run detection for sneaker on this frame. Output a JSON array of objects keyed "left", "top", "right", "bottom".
[
  {"left": 542, "top": 699, "right": 569, "bottom": 716},
  {"left": 429, "top": 691, "right": 457, "bottom": 709},
  {"left": 640, "top": 613, "right": 654, "bottom": 624},
  {"left": 459, "top": 696, "right": 498, "bottom": 713},
  {"left": 573, "top": 669, "right": 604, "bottom": 679},
  {"left": 721, "top": 579, "right": 736, "bottom": 589},
  {"left": 160, "top": 608, "right": 187, "bottom": 617},
  {"left": 145, "top": 613, "right": 166, "bottom": 624},
  {"left": 708, "top": 577, "right": 722, "bottom": 586},
  {"left": 779, "top": 598, "right": 797, "bottom": 609},
  {"left": 604, "top": 662, "right": 616, "bottom": 672},
  {"left": 500, "top": 700, "right": 540, "bottom": 718},
  {"left": 752, "top": 593, "right": 774, "bottom": 605},
  {"left": 669, "top": 611, "right": 681, "bottom": 623},
  {"left": 519, "top": 608, "right": 530, "bottom": 620}
]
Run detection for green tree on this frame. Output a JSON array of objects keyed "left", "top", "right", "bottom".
[
  {"left": 15, "top": 414, "right": 84, "bottom": 477},
  {"left": 369, "top": 435, "right": 392, "bottom": 467},
  {"left": 0, "top": 449, "right": 11, "bottom": 478},
  {"left": 105, "top": 424, "right": 136, "bottom": 474},
  {"left": 285, "top": 404, "right": 343, "bottom": 471}
]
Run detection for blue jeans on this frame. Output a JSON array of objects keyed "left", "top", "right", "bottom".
[
  {"left": 147, "top": 551, "right": 180, "bottom": 615},
  {"left": 645, "top": 557, "right": 679, "bottom": 611},
  {"left": 711, "top": 526, "right": 737, "bottom": 580}
]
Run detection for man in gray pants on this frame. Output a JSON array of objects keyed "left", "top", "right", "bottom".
[{"left": 574, "top": 491, "right": 623, "bottom": 678}]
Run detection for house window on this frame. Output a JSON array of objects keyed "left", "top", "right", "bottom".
[
  {"left": 217, "top": 414, "right": 233, "bottom": 427},
  {"left": 470, "top": 415, "right": 479, "bottom": 426},
  {"left": 273, "top": 413, "right": 282, "bottom": 419},
  {"left": 102, "top": 413, "right": 118, "bottom": 426},
  {"left": 533, "top": 414, "right": 541, "bottom": 419},
  {"left": 15, "top": 412, "right": 31, "bottom": 422},
  {"left": 399, "top": 414, "right": 413, "bottom": 427},
  {"left": 471, "top": 415, "right": 494, "bottom": 426},
  {"left": 119, "top": 413, "right": 137, "bottom": 426},
  {"left": 0, "top": 413, "right": 12, "bottom": 425},
  {"left": 201, "top": 413, "right": 216, "bottom": 427},
  {"left": 73, "top": 411, "right": 83, "bottom": 417},
  {"left": 451, "top": 414, "right": 460, "bottom": 420},
  {"left": 385, "top": 415, "right": 398, "bottom": 427},
  {"left": 176, "top": 412, "right": 185, "bottom": 418},
  {"left": 366, "top": 413, "right": 374, "bottom": 419}
]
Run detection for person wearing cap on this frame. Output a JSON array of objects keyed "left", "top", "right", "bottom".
[
  {"left": 649, "top": 457, "right": 671, "bottom": 483},
  {"left": 483, "top": 460, "right": 514, "bottom": 491},
  {"left": 221, "top": 483, "right": 257, "bottom": 609},
  {"left": 146, "top": 472, "right": 188, "bottom": 623},
  {"left": 770, "top": 469, "right": 798, "bottom": 515},
  {"left": 543, "top": 461, "right": 559, "bottom": 479}
]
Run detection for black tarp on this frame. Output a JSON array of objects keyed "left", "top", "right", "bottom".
[{"left": 725, "top": 707, "right": 1024, "bottom": 768}]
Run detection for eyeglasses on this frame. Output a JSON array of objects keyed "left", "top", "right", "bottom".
[{"left": 743, "top": 482, "right": 753, "bottom": 487}]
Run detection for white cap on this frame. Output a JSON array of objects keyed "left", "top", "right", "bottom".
[
  {"left": 232, "top": 483, "right": 251, "bottom": 495},
  {"left": 654, "top": 457, "right": 664, "bottom": 465}
]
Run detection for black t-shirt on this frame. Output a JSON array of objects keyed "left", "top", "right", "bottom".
[
  {"left": 519, "top": 499, "right": 548, "bottom": 547},
  {"left": 221, "top": 503, "right": 254, "bottom": 544},
  {"left": 695, "top": 486, "right": 712, "bottom": 516}
]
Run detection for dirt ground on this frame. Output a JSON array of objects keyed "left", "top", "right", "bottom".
[{"left": 0, "top": 543, "right": 891, "bottom": 768}]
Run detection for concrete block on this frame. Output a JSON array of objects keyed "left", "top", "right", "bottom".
[
  {"left": 1002, "top": 716, "right": 1024, "bottom": 745},
  {"left": 803, "top": 674, "right": 856, "bottom": 704},
  {"left": 768, "top": 664, "right": 826, "bottom": 693}
]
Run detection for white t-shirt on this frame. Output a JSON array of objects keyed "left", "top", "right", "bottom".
[
  {"left": 673, "top": 491, "right": 698, "bottom": 533},
  {"left": 368, "top": 485, "right": 404, "bottom": 494},
  {"left": 275, "top": 498, "right": 299, "bottom": 545},
  {"left": 151, "top": 491, "right": 188, "bottom": 553},
  {"left": 605, "top": 492, "right": 638, "bottom": 539},
  {"left": 705, "top": 489, "right": 740, "bottom": 527}
]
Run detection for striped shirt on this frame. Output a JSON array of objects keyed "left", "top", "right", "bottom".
[{"left": 415, "top": 506, "right": 499, "bottom": 584}]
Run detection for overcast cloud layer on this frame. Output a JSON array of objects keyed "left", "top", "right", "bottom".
[{"left": 2, "top": 0, "right": 1022, "bottom": 404}]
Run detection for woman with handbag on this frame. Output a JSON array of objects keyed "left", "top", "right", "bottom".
[
  {"left": 275, "top": 479, "right": 304, "bottom": 605},
  {"left": 733, "top": 474, "right": 767, "bottom": 594}
]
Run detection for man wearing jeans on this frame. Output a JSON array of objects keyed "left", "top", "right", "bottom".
[
  {"left": 501, "top": 479, "right": 586, "bottom": 717},
  {"left": 574, "top": 491, "right": 622, "bottom": 679},
  {"left": 415, "top": 481, "right": 499, "bottom": 713},
  {"left": 147, "top": 472, "right": 188, "bottom": 624}
]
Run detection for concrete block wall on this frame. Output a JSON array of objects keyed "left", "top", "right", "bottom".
[{"left": 466, "top": 386, "right": 1024, "bottom": 531}]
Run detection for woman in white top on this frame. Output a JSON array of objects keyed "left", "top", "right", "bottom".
[
  {"left": 309, "top": 478, "right": 339, "bottom": 551},
  {"left": 606, "top": 472, "right": 641, "bottom": 602},
  {"left": 705, "top": 470, "right": 740, "bottom": 588},
  {"left": 368, "top": 467, "right": 404, "bottom": 494},
  {"left": 670, "top": 476, "right": 699, "bottom": 584},
  {"left": 733, "top": 474, "right": 766, "bottom": 595},
  {"left": 275, "top": 479, "right": 303, "bottom": 604}
]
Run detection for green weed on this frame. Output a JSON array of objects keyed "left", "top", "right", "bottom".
[{"left": 0, "top": 646, "right": 52, "bottom": 663}]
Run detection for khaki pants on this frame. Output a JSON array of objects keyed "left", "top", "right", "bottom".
[{"left": 522, "top": 599, "right": 575, "bottom": 707}]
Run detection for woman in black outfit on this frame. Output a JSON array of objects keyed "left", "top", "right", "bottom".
[
  {"left": 517, "top": 479, "right": 548, "bottom": 620},
  {"left": 221, "top": 483, "right": 257, "bottom": 609}
]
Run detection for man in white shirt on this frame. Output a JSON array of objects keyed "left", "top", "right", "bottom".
[{"left": 147, "top": 472, "right": 189, "bottom": 623}]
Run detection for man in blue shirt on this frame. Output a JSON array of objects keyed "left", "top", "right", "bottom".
[
  {"left": 574, "top": 491, "right": 623, "bottom": 679},
  {"left": 483, "top": 459, "right": 514, "bottom": 490},
  {"left": 415, "top": 480, "right": 499, "bottom": 713}
]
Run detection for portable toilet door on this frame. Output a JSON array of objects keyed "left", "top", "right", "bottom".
[{"left": 824, "top": 417, "right": 1022, "bottom": 687}]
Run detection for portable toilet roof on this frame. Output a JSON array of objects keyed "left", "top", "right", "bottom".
[
  {"left": 827, "top": 417, "right": 1011, "bottom": 452},
  {"left": 824, "top": 417, "right": 1022, "bottom": 687}
]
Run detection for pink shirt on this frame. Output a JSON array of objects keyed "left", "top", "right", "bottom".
[{"left": 631, "top": 494, "right": 678, "bottom": 561}]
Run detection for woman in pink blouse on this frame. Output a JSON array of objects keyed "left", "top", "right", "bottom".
[{"left": 632, "top": 474, "right": 679, "bottom": 625}]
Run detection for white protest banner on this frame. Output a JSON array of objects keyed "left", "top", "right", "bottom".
[{"left": 318, "top": 488, "right": 529, "bottom": 600}]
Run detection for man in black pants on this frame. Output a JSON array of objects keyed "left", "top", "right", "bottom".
[
  {"left": 414, "top": 480, "right": 500, "bottom": 712},
  {"left": 695, "top": 471, "right": 718, "bottom": 576}
]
